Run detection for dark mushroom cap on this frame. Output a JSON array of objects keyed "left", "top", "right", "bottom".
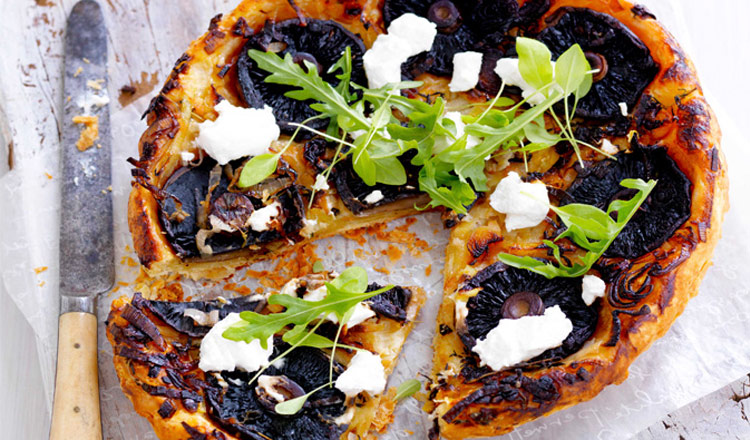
[
  {"left": 205, "top": 344, "right": 348, "bottom": 440},
  {"left": 538, "top": 8, "right": 659, "bottom": 120},
  {"left": 159, "top": 158, "right": 305, "bottom": 258},
  {"left": 236, "top": 19, "right": 366, "bottom": 136},
  {"left": 458, "top": 263, "right": 598, "bottom": 365},
  {"left": 563, "top": 145, "right": 692, "bottom": 259}
]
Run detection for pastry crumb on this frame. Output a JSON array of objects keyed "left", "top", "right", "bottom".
[
  {"left": 86, "top": 78, "right": 105, "bottom": 90},
  {"left": 72, "top": 115, "right": 99, "bottom": 151},
  {"left": 73, "top": 66, "right": 83, "bottom": 77},
  {"left": 34, "top": 266, "right": 48, "bottom": 274}
]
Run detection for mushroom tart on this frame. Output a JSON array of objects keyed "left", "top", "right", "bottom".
[
  {"left": 124, "top": 0, "right": 727, "bottom": 438},
  {"left": 107, "top": 271, "right": 426, "bottom": 440}
]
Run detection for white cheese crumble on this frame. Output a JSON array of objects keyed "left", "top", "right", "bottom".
[
  {"left": 433, "top": 111, "right": 480, "bottom": 153},
  {"left": 472, "top": 305, "right": 573, "bottom": 371},
  {"left": 494, "top": 58, "right": 558, "bottom": 106},
  {"left": 199, "top": 313, "right": 274, "bottom": 372},
  {"left": 247, "top": 201, "right": 281, "bottom": 232},
  {"left": 197, "top": 100, "right": 280, "bottom": 165},
  {"left": 363, "top": 190, "right": 385, "bottom": 204},
  {"left": 180, "top": 151, "right": 196, "bottom": 163},
  {"left": 449, "top": 51, "right": 483, "bottom": 92},
  {"left": 312, "top": 174, "right": 330, "bottom": 191},
  {"left": 303, "top": 286, "right": 376, "bottom": 328},
  {"left": 619, "top": 102, "right": 629, "bottom": 117},
  {"left": 600, "top": 139, "right": 619, "bottom": 155},
  {"left": 582, "top": 274, "right": 606, "bottom": 306},
  {"left": 334, "top": 350, "right": 387, "bottom": 397},
  {"left": 489, "top": 172, "right": 550, "bottom": 232},
  {"left": 363, "top": 14, "right": 437, "bottom": 89}
]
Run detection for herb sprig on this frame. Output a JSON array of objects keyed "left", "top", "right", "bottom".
[
  {"left": 236, "top": 38, "right": 599, "bottom": 214},
  {"left": 497, "top": 178, "right": 657, "bottom": 278}
]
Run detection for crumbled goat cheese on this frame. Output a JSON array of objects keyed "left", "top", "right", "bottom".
[
  {"left": 312, "top": 174, "right": 330, "bottom": 191},
  {"left": 619, "top": 102, "right": 629, "bottom": 117},
  {"left": 199, "top": 313, "right": 274, "bottom": 372},
  {"left": 180, "top": 151, "right": 196, "bottom": 163},
  {"left": 449, "top": 51, "right": 483, "bottom": 92},
  {"left": 489, "top": 172, "right": 550, "bottom": 232},
  {"left": 363, "top": 14, "right": 437, "bottom": 89},
  {"left": 246, "top": 201, "right": 281, "bottom": 232},
  {"left": 600, "top": 139, "right": 619, "bottom": 155},
  {"left": 304, "top": 286, "right": 376, "bottom": 328},
  {"left": 494, "top": 58, "right": 558, "bottom": 106},
  {"left": 433, "top": 111, "right": 480, "bottom": 153},
  {"left": 472, "top": 305, "right": 573, "bottom": 371},
  {"left": 197, "top": 100, "right": 280, "bottom": 165},
  {"left": 364, "top": 190, "right": 385, "bottom": 204},
  {"left": 335, "top": 350, "right": 387, "bottom": 397},
  {"left": 582, "top": 275, "right": 606, "bottom": 306}
]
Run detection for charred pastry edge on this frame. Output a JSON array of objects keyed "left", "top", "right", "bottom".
[
  {"left": 127, "top": 0, "right": 432, "bottom": 280},
  {"left": 426, "top": 1, "right": 728, "bottom": 439},
  {"left": 106, "top": 285, "right": 427, "bottom": 440}
]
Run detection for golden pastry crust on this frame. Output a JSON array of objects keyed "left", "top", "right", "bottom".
[
  {"left": 107, "top": 285, "right": 426, "bottom": 440},
  {"left": 426, "top": 1, "right": 729, "bottom": 438}
]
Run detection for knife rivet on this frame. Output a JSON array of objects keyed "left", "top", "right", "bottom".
[
  {"left": 74, "top": 343, "right": 81, "bottom": 349},
  {"left": 73, "top": 406, "right": 80, "bottom": 413}
]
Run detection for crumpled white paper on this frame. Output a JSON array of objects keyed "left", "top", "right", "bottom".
[{"left": 2, "top": 1, "right": 749, "bottom": 439}]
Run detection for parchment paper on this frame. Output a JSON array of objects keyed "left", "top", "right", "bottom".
[{"left": 2, "top": 1, "right": 749, "bottom": 439}]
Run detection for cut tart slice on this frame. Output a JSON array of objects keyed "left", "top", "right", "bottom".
[
  {"left": 425, "top": 2, "right": 728, "bottom": 439},
  {"left": 106, "top": 270, "right": 426, "bottom": 440}
]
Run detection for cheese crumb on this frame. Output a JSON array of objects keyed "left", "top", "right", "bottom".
[
  {"left": 494, "top": 58, "right": 558, "bottom": 106},
  {"left": 197, "top": 100, "right": 280, "bottom": 165},
  {"left": 312, "top": 174, "right": 330, "bottom": 191},
  {"left": 449, "top": 51, "right": 483, "bottom": 92},
  {"left": 600, "top": 139, "right": 619, "bottom": 155},
  {"left": 199, "top": 313, "right": 274, "bottom": 372},
  {"left": 363, "top": 190, "right": 384, "bottom": 204},
  {"left": 180, "top": 151, "right": 196, "bottom": 163},
  {"left": 303, "top": 286, "right": 376, "bottom": 328},
  {"left": 363, "top": 14, "right": 437, "bottom": 89},
  {"left": 335, "top": 350, "right": 387, "bottom": 397},
  {"left": 489, "top": 172, "right": 550, "bottom": 232},
  {"left": 247, "top": 201, "right": 281, "bottom": 232},
  {"left": 619, "top": 102, "right": 629, "bottom": 117},
  {"left": 472, "top": 305, "right": 573, "bottom": 371},
  {"left": 582, "top": 275, "right": 606, "bottom": 306}
]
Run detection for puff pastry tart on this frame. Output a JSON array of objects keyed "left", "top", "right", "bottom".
[
  {"left": 107, "top": 273, "right": 426, "bottom": 439},
  {"left": 123, "top": 0, "right": 727, "bottom": 438}
]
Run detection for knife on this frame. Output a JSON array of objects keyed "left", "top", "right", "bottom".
[{"left": 50, "top": 1, "right": 112, "bottom": 439}]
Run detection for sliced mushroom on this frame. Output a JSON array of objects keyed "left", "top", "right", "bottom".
[
  {"left": 456, "top": 263, "right": 598, "bottom": 365},
  {"left": 236, "top": 19, "right": 366, "bottom": 136},
  {"left": 538, "top": 8, "right": 659, "bottom": 119},
  {"left": 562, "top": 144, "right": 692, "bottom": 259}
]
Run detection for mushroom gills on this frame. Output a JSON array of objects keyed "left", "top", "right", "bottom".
[
  {"left": 538, "top": 7, "right": 659, "bottom": 120},
  {"left": 204, "top": 344, "right": 348, "bottom": 440},
  {"left": 562, "top": 144, "right": 692, "bottom": 259},
  {"left": 236, "top": 19, "right": 367, "bottom": 137},
  {"left": 457, "top": 263, "right": 598, "bottom": 367}
]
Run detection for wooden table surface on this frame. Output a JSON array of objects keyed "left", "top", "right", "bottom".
[{"left": 1, "top": 0, "right": 749, "bottom": 439}]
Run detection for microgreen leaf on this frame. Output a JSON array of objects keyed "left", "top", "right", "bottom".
[
  {"left": 237, "top": 153, "right": 279, "bottom": 187},
  {"left": 516, "top": 37, "right": 554, "bottom": 92},
  {"left": 395, "top": 379, "right": 422, "bottom": 401},
  {"left": 554, "top": 44, "right": 588, "bottom": 96},
  {"left": 497, "top": 178, "right": 657, "bottom": 278},
  {"left": 274, "top": 382, "right": 331, "bottom": 415},
  {"left": 312, "top": 261, "right": 325, "bottom": 273}
]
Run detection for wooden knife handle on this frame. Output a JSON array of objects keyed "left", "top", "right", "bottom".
[{"left": 50, "top": 312, "right": 102, "bottom": 440}]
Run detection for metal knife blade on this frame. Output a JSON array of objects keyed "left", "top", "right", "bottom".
[{"left": 59, "top": 0, "right": 113, "bottom": 311}]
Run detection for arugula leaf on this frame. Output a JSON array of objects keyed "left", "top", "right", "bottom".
[
  {"left": 497, "top": 178, "right": 657, "bottom": 278},
  {"left": 395, "top": 379, "right": 422, "bottom": 401},
  {"left": 223, "top": 267, "right": 392, "bottom": 348}
]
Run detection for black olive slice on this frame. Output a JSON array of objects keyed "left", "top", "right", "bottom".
[
  {"left": 428, "top": 0, "right": 463, "bottom": 33},
  {"left": 563, "top": 145, "right": 692, "bottom": 259},
  {"left": 458, "top": 264, "right": 598, "bottom": 364},
  {"left": 236, "top": 19, "right": 367, "bottom": 136},
  {"left": 500, "top": 291, "right": 545, "bottom": 319},
  {"left": 538, "top": 8, "right": 659, "bottom": 119},
  {"left": 204, "top": 345, "right": 347, "bottom": 440},
  {"left": 158, "top": 158, "right": 306, "bottom": 258}
]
